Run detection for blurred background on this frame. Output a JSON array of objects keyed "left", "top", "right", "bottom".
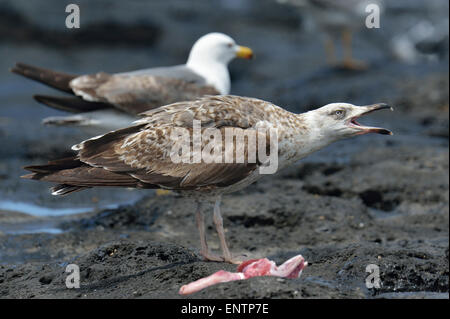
[{"left": 0, "top": 0, "right": 448, "bottom": 231}]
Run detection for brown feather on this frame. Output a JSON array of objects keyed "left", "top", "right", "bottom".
[
  {"left": 34, "top": 95, "right": 110, "bottom": 113},
  {"left": 24, "top": 157, "right": 82, "bottom": 174},
  {"left": 11, "top": 62, "right": 76, "bottom": 94},
  {"left": 23, "top": 158, "right": 154, "bottom": 189}
]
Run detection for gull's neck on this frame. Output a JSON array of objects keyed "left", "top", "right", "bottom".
[
  {"left": 186, "top": 58, "right": 230, "bottom": 95},
  {"left": 277, "top": 111, "right": 336, "bottom": 166}
]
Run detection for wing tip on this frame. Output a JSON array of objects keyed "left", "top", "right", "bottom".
[
  {"left": 22, "top": 165, "right": 44, "bottom": 174},
  {"left": 71, "top": 143, "right": 82, "bottom": 151},
  {"left": 21, "top": 173, "right": 35, "bottom": 179},
  {"left": 51, "top": 184, "right": 86, "bottom": 196},
  {"left": 51, "top": 187, "right": 67, "bottom": 196},
  {"left": 10, "top": 62, "right": 32, "bottom": 75}
]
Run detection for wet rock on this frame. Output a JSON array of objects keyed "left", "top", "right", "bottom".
[{"left": 0, "top": 0, "right": 448, "bottom": 299}]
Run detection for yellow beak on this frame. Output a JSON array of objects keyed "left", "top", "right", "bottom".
[{"left": 236, "top": 46, "right": 253, "bottom": 59}]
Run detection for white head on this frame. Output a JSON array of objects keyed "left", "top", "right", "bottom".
[
  {"left": 186, "top": 33, "right": 253, "bottom": 94},
  {"left": 305, "top": 102, "right": 393, "bottom": 143},
  {"left": 187, "top": 32, "right": 253, "bottom": 66}
]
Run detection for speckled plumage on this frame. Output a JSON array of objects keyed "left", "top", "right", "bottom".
[
  {"left": 22, "top": 95, "right": 319, "bottom": 197},
  {"left": 23, "top": 95, "right": 393, "bottom": 196},
  {"left": 23, "top": 95, "right": 393, "bottom": 263},
  {"left": 58, "top": 95, "right": 309, "bottom": 196}
]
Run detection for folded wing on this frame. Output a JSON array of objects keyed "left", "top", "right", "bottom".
[{"left": 23, "top": 96, "right": 273, "bottom": 195}]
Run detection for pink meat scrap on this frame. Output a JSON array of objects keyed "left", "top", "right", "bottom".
[{"left": 179, "top": 255, "right": 307, "bottom": 295}]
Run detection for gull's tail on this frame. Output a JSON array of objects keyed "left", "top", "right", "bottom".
[
  {"left": 10, "top": 62, "right": 77, "bottom": 94},
  {"left": 22, "top": 157, "right": 89, "bottom": 195},
  {"left": 22, "top": 157, "right": 144, "bottom": 196}
]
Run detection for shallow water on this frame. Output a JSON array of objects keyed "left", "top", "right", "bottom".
[
  {"left": 0, "top": 200, "right": 134, "bottom": 217},
  {"left": 0, "top": 223, "right": 63, "bottom": 235},
  {"left": 0, "top": 200, "right": 105, "bottom": 217}
]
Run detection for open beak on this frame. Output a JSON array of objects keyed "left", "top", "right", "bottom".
[
  {"left": 347, "top": 103, "right": 394, "bottom": 135},
  {"left": 236, "top": 45, "right": 253, "bottom": 59}
]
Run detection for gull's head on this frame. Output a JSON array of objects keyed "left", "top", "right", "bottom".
[
  {"left": 308, "top": 102, "right": 393, "bottom": 141},
  {"left": 187, "top": 32, "right": 253, "bottom": 66}
]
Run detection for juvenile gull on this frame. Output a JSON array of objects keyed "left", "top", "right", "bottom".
[
  {"left": 22, "top": 95, "right": 393, "bottom": 263},
  {"left": 11, "top": 33, "right": 253, "bottom": 134}
]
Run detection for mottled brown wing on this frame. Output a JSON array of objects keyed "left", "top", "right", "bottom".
[
  {"left": 74, "top": 96, "right": 274, "bottom": 191},
  {"left": 70, "top": 73, "right": 219, "bottom": 115},
  {"left": 76, "top": 126, "right": 261, "bottom": 191},
  {"left": 137, "top": 95, "right": 273, "bottom": 128}
]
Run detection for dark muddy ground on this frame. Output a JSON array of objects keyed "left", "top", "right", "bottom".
[{"left": 0, "top": 0, "right": 448, "bottom": 299}]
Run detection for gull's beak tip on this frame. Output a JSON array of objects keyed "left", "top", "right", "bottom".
[
  {"left": 236, "top": 46, "right": 254, "bottom": 59},
  {"left": 373, "top": 103, "right": 393, "bottom": 110},
  {"left": 383, "top": 104, "right": 394, "bottom": 112},
  {"left": 382, "top": 103, "right": 394, "bottom": 112},
  {"left": 378, "top": 104, "right": 394, "bottom": 134},
  {"left": 356, "top": 104, "right": 394, "bottom": 136}
]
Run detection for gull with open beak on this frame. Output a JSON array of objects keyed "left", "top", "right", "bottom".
[
  {"left": 346, "top": 103, "right": 393, "bottom": 135},
  {"left": 22, "top": 96, "right": 393, "bottom": 264},
  {"left": 307, "top": 102, "right": 394, "bottom": 138}
]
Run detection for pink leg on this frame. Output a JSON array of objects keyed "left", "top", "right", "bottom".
[
  {"left": 213, "top": 197, "right": 241, "bottom": 264},
  {"left": 195, "top": 201, "right": 223, "bottom": 262}
]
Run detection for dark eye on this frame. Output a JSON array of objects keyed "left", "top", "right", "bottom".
[
  {"left": 334, "top": 110, "right": 345, "bottom": 117},
  {"left": 227, "top": 43, "right": 233, "bottom": 48}
]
